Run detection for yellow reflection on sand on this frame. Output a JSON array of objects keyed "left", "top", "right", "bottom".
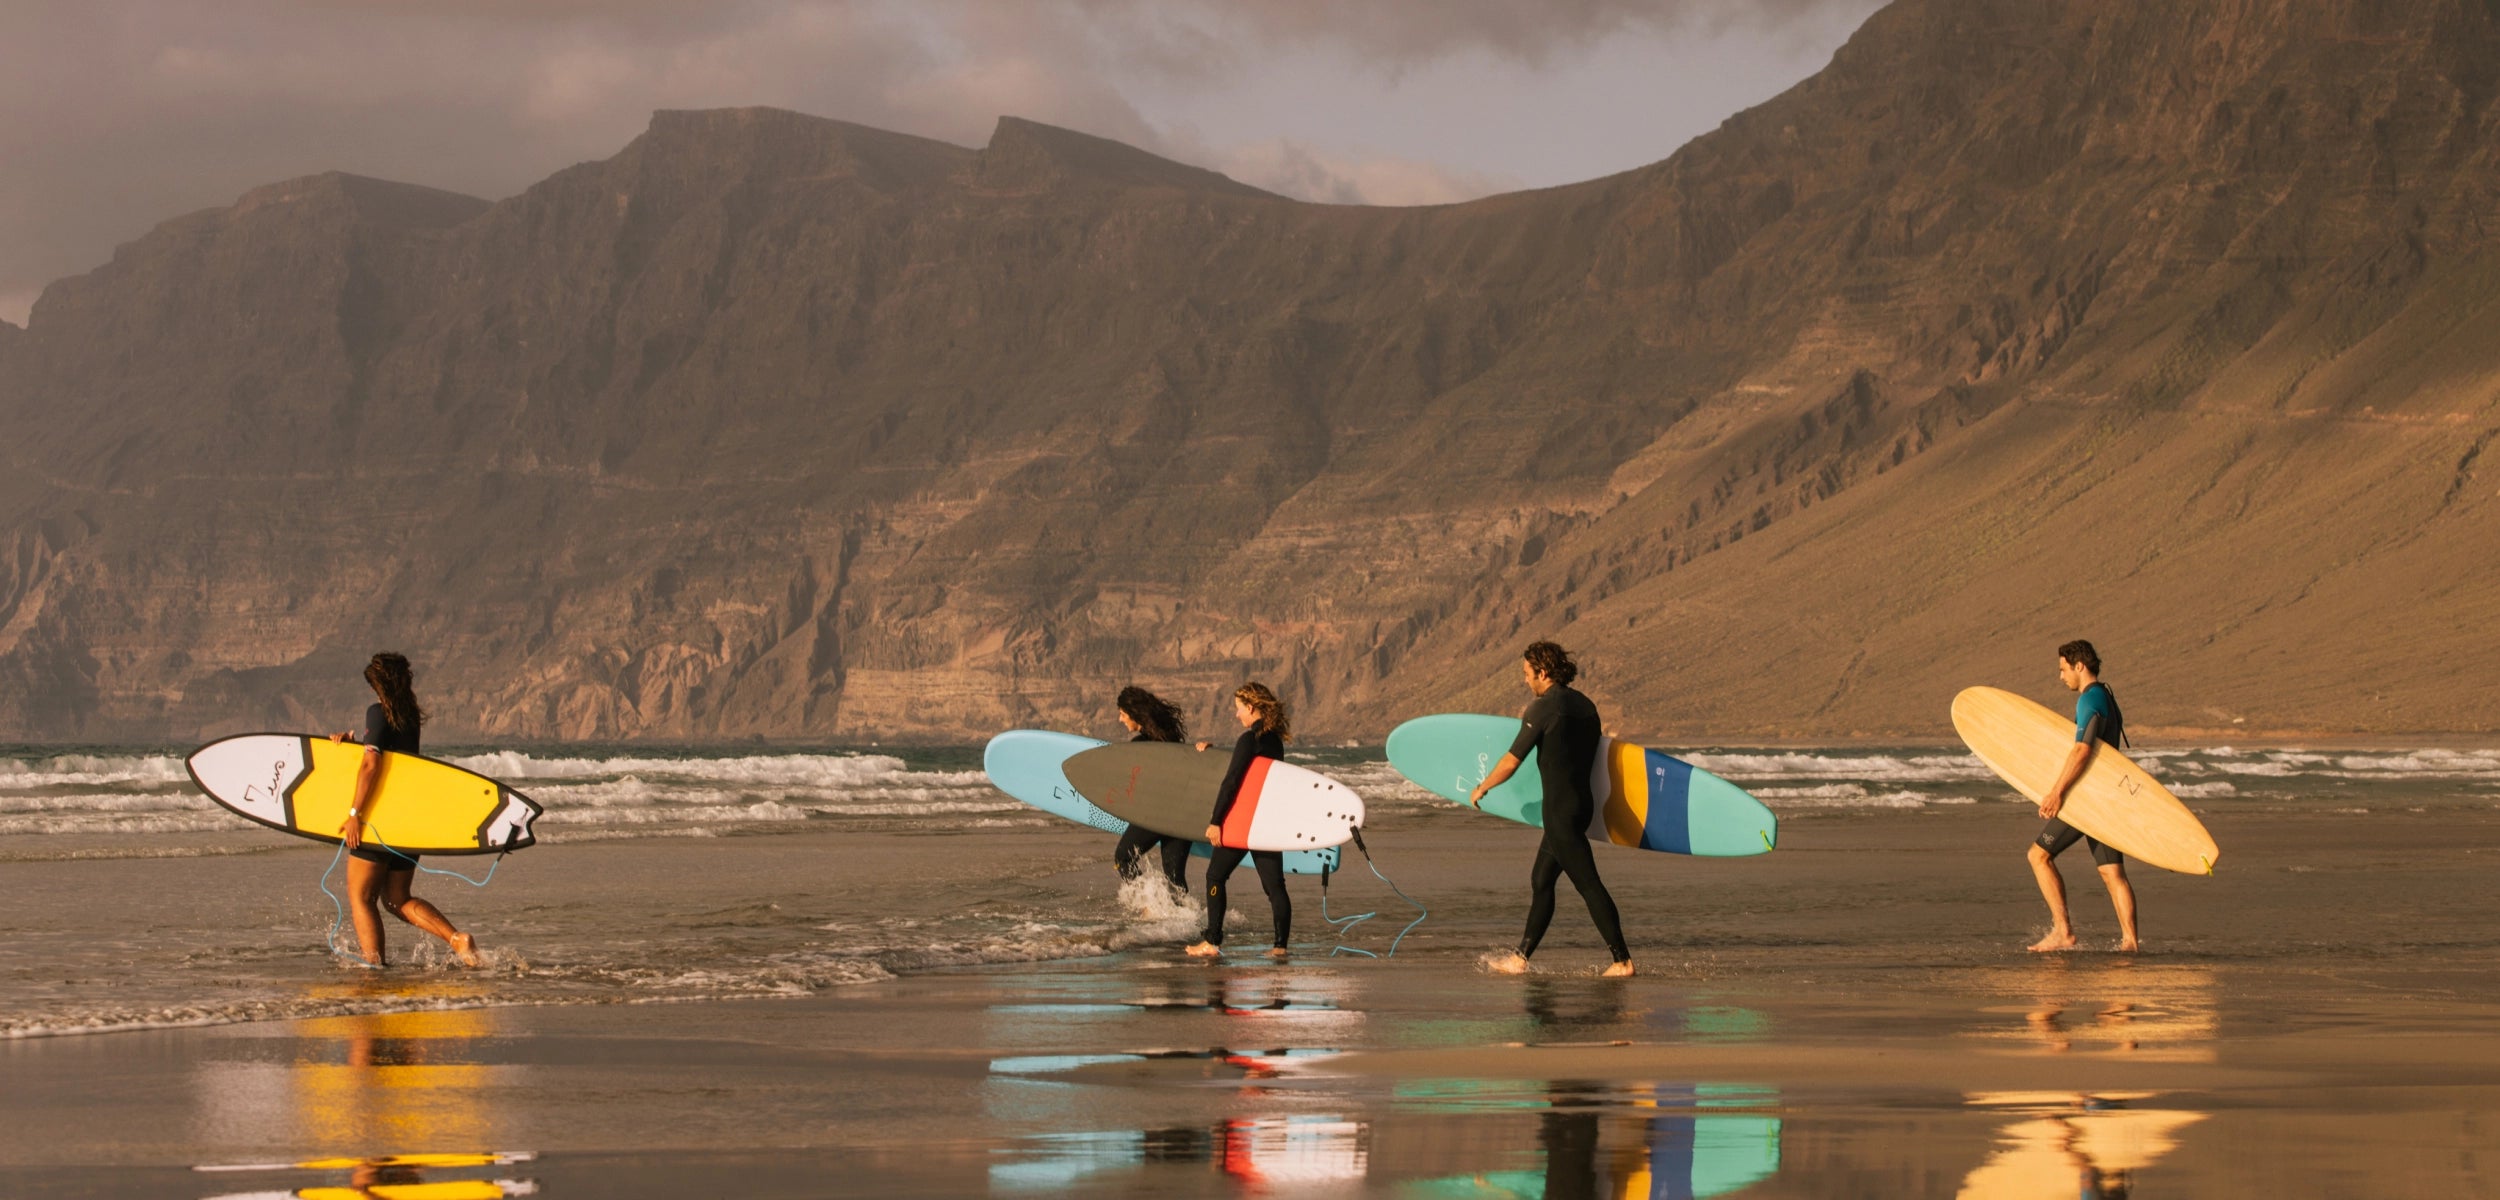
[
  {"left": 1956, "top": 1092, "right": 2204, "bottom": 1200},
  {"left": 192, "top": 985, "right": 517, "bottom": 1161},
  {"left": 287, "top": 1009, "right": 500, "bottom": 1148},
  {"left": 1970, "top": 962, "right": 2218, "bottom": 1060}
]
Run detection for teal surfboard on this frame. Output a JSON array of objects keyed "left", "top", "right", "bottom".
[
  {"left": 983, "top": 731, "right": 1338, "bottom": 874},
  {"left": 1386, "top": 714, "right": 1776, "bottom": 856}
]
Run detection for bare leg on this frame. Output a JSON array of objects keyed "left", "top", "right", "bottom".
[
  {"left": 380, "top": 867, "right": 480, "bottom": 966},
  {"left": 345, "top": 856, "right": 390, "bottom": 965},
  {"left": 2098, "top": 862, "right": 2139, "bottom": 952},
  {"left": 2027, "top": 844, "right": 2078, "bottom": 951}
]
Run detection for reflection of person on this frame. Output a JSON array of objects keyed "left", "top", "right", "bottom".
[
  {"left": 1110, "top": 687, "right": 1193, "bottom": 892},
  {"left": 331, "top": 653, "right": 481, "bottom": 967},
  {"left": 2026, "top": 640, "right": 2140, "bottom": 953},
  {"left": 1184, "top": 683, "right": 1294, "bottom": 959},
  {"left": 1471, "top": 642, "right": 1634, "bottom": 977}
]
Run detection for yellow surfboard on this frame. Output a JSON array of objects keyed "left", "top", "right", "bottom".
[
  {"left": 1951, "top": 687, "right": 2219, "bottom": 875},
  {"left": 188, "top": 734, "right": 541, "bottom": 855}
]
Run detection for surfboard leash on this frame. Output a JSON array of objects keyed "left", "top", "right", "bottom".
[
  {"left": 1324, "top": 828, "right": 1426, "bottom": 959},
  {"left": 314, "top": 823, "right": 508, "bottom": 963}
]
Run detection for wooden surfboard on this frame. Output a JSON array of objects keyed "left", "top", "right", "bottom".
[
  {"left": 981, "top": 731, "right": 1339, "bottom": 874},
  {"left": 1061, "top": 743, "right": 1364, "bottom": 852},
  {"left": 1386, "top": 714, "right": 1776, "bottom": 856},
  {"left": 1951, "top": 686, "right": 2220, "bottom": 875},
  {"left": 187, "top": 733, "right": 541, "bottom": 855}
]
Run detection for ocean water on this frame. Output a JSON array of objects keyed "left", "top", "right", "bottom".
[{"left": 3, "top": 739, "right": 2493, "bottom": 1041}]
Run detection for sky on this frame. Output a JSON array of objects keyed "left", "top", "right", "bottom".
[{"left": 0, "top": 0, "right": 1883, "bottom": 326}]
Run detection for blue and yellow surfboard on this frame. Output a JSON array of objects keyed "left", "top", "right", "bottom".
[{"left": 1386, "top": 714, "right": 1776, "bottom": 857}]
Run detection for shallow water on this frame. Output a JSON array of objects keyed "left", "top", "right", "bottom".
[{"left": 4, "top": 740, "right": 2498, "bottom": 1040}]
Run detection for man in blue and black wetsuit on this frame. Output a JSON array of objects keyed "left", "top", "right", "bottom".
[{"left": 2026, "top": 639, "right": 2140, "bottom": 953}]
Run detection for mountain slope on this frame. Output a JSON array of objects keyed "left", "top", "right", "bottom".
[{"left": 3, "top": 0, "right": 2497, "bottom": 743}]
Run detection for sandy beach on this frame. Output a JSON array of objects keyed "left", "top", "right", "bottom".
[{"left": 6, "top": 746, "right": 2499, "bottom": 1197}]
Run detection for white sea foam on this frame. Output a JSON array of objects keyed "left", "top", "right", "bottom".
[
  {"left": 2169, "top": 782, "right": 2238, "bottom": 799},
  {"left": 2332, "top": 749, "right": 2500, "bottom": 777},
  {"left": 1684, "top": 751, "right": 1994, "bottom": 783},
  {"left": 1749, "top": 783, "right": 1971, "bottom": 808}
]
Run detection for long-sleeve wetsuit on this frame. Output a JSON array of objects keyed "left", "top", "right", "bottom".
[
  {"left": 1201, "top": 727, "right": 1290, "bottom": 948},
  {"left": 1510, "top": 684, "right": 1630, "bottom": 962}
]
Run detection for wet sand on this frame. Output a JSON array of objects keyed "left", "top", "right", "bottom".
[{"left": 6, "top": 800, "right": 2500, "bottom": 1197}]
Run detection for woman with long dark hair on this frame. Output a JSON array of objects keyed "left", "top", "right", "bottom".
[
  {"left": 331, "top": 652, "right": 481, "bottom": 967},
  {"left": 1111, "top": 686, "right": 1194, "bottom": 892},
  {"left": 1184, "top": 682, "right": 1294, "bottom": 959}
]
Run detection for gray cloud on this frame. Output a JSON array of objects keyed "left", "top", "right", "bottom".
[{"left": 0, "top": 0, "right": 1871, "bottom": 325}]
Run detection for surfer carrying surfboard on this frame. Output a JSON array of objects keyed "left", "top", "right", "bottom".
[
  {"left": 1470, "top": 642, "right": 1636, "bottom": 978},
  {"left": 331, "top": 653, "right": 483, "bottom": 967},
  {"left": 2025, "top": 640, "right": 2140, "bottom": 953},
  {"left": 1110, "top": 687, "right": 1193, "bottom": 892},
  {"left": 1184, "top": 683, "right": 1295, "bottom": 959}
]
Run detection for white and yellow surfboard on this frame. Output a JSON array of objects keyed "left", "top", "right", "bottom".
[
  {"left": 188, "top": 734, "right": 540, "bottom": 855},
  {"left": 1951, "top": 687, "right": 2219, "bottom": 875}
]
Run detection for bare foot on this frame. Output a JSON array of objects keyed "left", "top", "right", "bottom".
[
  {"left": 1184, "top": 941, "right": 1221, "bottom": 958},
  {"left": 1600, "top": 960, "right": 1637, "bottom": 978},
  {"left": 1265, "top": 946, "right": 1290, "bottom": 960},
  {"left": 1486, "top": 952, "right": 1530, "bottom": 975},
  {"left": 449, "top": 933, "right": 482, "bottom": 968},
  {"left": 2027, "top": 930, "right": 2079, "bottom": 952},
  {"left": 2115, "top": 938, "right": 2140, "bottom": 954}
]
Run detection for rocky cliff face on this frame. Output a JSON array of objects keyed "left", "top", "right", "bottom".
[{"left": 4, "top": 0, "right": 2498, "bottom": 744}]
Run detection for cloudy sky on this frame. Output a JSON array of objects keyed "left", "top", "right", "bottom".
[{"left": 0, "top": 0, "right": 1881, "bottom": 325}]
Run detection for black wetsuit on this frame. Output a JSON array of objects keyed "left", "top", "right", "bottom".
[
  {"left": 1200, "top": 727, "right": 1290, "bottom": 948},
  {"left": 350, "top": 702, "right": 420, "bottom": 866},
  {"left": 1509, "top": 684, "right": 1630, "bottom": 962},
  {"left": 1112, "top": 732, "right": 1193, "bottom": 889}
]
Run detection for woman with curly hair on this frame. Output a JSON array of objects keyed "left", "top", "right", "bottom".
[
  {"left": 1110, "top": 685, "right": 1193, "bottom": 892},
  {"left": 1184, "top": 682, "right": 1295, "bottom": 959}
]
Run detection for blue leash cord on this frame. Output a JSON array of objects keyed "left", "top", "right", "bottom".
[
  {"left": 1322, "top": 829, "right": 1427, "bottom": 959},
  {"left": 316, "top": 823, "right": 505, "bottom": 962}
]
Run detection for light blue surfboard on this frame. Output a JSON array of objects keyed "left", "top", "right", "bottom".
[
  {"left": 1386, "top": 714, "right": 1776, "bottom": 857},
  {"left": 983, "top": 730, "right": 1338, "bottom": 875}
]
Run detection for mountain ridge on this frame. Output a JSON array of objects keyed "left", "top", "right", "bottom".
[{"left": 3, "top": 0, "right": 2497, "bottom": 744}]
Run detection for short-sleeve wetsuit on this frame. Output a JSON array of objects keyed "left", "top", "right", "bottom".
[
  {"left": 1112, "top": 731, "right": 1193, "bottom": 889},
  {"left": 1199, "top": 727, "right": 1291, "bottom": 949},
  {"left": 351, "top": 702, "right": 421, "bottom": 865},
  {"left": 1507, "top": 683, "right": 1630, "bottom": 963},
  {"left": 2035, "top": 681, "right": 2125, "bottom": 867}
]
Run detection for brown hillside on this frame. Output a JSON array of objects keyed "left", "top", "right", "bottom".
[{"left": 2, "top": 0, "right": 2496, "bottom": 744}]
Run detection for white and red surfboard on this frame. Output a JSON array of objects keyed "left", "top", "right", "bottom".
[{"left": 1061, "top": 743, "right": 1363, "bottom": 852}]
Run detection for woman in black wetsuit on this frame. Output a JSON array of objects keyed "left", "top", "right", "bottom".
[
  {"left": 330, "top": 652, "right": 481, "bottom": 968},
  {"left": 1183, "top": 682, "right": 1294, "bottom": 960},
  {"left": 1468, "top": 641, "right": 1635, "bottom": 977},
  {"left": 1110, "top": 686, "right": 1192, "bottom": 892}
]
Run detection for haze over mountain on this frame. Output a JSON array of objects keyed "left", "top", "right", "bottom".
[{"left": 3, "top": 0, "right": 2497, "bottom": 744}]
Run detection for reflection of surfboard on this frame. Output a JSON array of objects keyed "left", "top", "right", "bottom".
[
  {"left": 187, "top": 734, "right": 539, "bottom": 855},
  {"left": 1403, "top": 1108, "right": 1782, "bottom": 1199},
  {"left": 1062, "top": 743, "right": 1364, "bottom": 851},
  {"left": 982, "top": 731, "right": 1337, "bottom": 874},
  {"left": 1954, "top": 1100, "right": 2204, "bottom": 1199},
  {"left": 1387, "top": 715, "right": 1776, "bottom": 856},
  {"left": 985, "top": 1115, "right": 1362, "bottom": 1193},
  {"left": 198, "top": 1150, "right": 540, "bottom": 1200},
  {"left": 205, "top": 1184, "right": 534, "bottom": 1200},
  {"left": 1951, "top": 687, "right": 2220, "bottom": 875}
]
